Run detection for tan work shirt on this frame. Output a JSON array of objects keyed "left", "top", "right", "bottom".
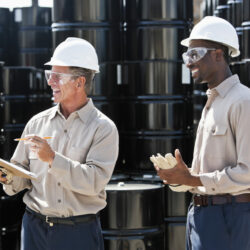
[
  {"left": 190, "top": 75, "right": 250, "bottom": 195},
  {"left": 4, "top": 98, "right": 119, "bottom": 217}
]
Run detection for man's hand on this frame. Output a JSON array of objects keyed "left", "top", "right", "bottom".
[
  {"left": 0, "top": 169, "right": 13, "bottom": 184},
  {"left": 155, "top": 149, "right": 202, "bottom": 187},
  {"left": 25, "top": 135, "right": 55, "bottom": 165}
]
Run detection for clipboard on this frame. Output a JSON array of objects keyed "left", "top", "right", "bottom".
[{"left": 0, "top": 158, "right": 37, "bottom": 180}]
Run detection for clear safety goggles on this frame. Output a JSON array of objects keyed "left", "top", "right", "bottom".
[
  {"left": 44, "top": 70, "right": 81, "bottom": 85},
  {"left": 182, "top": 47, "right": 216, "bottom": 65}
]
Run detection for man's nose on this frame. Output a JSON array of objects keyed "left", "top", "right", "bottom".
[{"left": 47, "top": 77, "right": 56, "bottom": 86}]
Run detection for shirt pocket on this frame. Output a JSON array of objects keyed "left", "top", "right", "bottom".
[
  {"left": 68, "top": 146, "right": 87, "bottom": 163},
  {"left": 205, "top": 124, "right": 228, "bottom": 159}
]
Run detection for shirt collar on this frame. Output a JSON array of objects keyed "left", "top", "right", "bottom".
[
  {"left": 76, "top": 98, "right": 95, "bottom": 123},
  {"left": 48, "top": 98, "right": 95, "bottom": 123},
  {"left": 48, "top": 105, "right": 59, "bottom": 120},
  {"left": 214, "top": 74, "right": 240, "bottom": 98}
]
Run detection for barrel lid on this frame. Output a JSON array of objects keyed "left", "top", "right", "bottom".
[
  {"left": 105, "top": 182, "right": 163, "bottom": 191},
  {"left": 242, "top": 21, "right": 250, "bottom": 27},
  {"left": 216, "top": 5, "right": 230, "bottom": 9}
]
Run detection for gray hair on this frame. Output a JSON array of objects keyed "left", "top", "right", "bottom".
[{"left": 69, "top": 67, "right": 95, "bottom": 95}]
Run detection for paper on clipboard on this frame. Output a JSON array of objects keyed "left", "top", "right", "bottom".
[{"left": 0, "top": 158, "right": 37, "bottom": 180}]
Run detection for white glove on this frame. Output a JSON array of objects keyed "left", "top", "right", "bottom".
[{"left": 150, "top": 153, "right": 192, "bottom": 192}]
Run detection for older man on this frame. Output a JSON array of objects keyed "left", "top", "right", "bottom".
[{"left": 0, "top": 37, "right": 119, "bottom": 250}]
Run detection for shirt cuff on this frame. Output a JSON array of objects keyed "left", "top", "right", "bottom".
[{"left": 199, "top": 172, "right": 218, "bottom": 193}]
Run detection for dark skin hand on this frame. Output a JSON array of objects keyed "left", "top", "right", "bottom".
[{"left": 155, "top": 149, "right": 203, "bottom": 187}]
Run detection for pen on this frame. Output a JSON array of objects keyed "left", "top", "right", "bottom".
[{"left": 14, "top": 136, "right": 53, "bottom": 141}]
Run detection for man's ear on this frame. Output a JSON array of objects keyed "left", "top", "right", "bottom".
[{"left": 77, "top": 76, "right": 86, "bottom": 88}]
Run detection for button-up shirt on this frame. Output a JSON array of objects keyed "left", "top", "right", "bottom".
[
  {"left": 190, "top": 75, "right": 250, "bottom": 195},
  {"left": 4, "top": 98, "right": 119, "bottom": 217}
]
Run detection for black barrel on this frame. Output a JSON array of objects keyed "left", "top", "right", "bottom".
[
  {"left": 0, "top": 8, "right": 12, "bottom": 65},
  {"left": 0, "top": 95, "right": 52, "bottom": 125},
  {"left": 205, "top": 0, "right": 214, "bottom": 15},
  {"left": 227, "top": 0, "right": 235, "bottom": 25},
  {"left": 165, "top": 187, "right": 191, "bottom": 217},
  {"left": 101, "top": 181, "right": 165, "bottom": 250},
  {"left": 121, "top": 61, "right": 192, "bottom": 96},
  {"left": 53, "top": 0, "right": 123, "bottom": 23},
  {"left": 118, "top": 132, "right": 193, "bottom": 172},
  {"left": 125, "top": 0, "right": 193, "bottom": 22},
  {"left": 0, "top": 125, "right": 24, "bottom": 160},
  {"left": 241, "top": 59, "right": 250, "bottom": 87},
  {"left": 214, "top": 5, "right": 230, "bottom": 19},
  {"left": 235, "top": 26, "right": 243, "bottom": 61},
  {"left": 225, "top": 0, "right": 242, "bottom": 27},
  {"left": 124, "top": 22, "right": 189, "bottom": 61},
  {"left": 93, "top": 63, "right": 122, "bottom": 96},
  {"left": 0, "top": 191, "right": 26, "bottom": 250},
  {"left": 234, "top": 0, "right": 243, "bottom": 27},
  {"left": 165, "top": 218, "right": 187, "bottom": 250},
  {"left": 52, "top": 22, "right": 122, "bottom": 63},
  {"left": 242, "top": 0, "right": 250, "bottom": 23},
  {"left": 242, "top": 22, "right": 250, "bottom": 60},
  {"left": 13, "top": 6, "right": 52, "bottom": 68},
  {"left": 1, "top": 67, "right": 36, "bottom": 95},
  {"left": 120, "top": 97, "right": 193, "bottom": 132},
  {"left": 215, "top": 0, "right": 228, "bottom": 5}
]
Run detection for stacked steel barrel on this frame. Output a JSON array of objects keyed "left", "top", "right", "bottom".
[{"left": 0, "top": 1, "right": 52, "bottom": 249}]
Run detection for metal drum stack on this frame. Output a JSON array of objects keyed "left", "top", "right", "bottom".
[
  {"left": 51, "top": 0, "right": 123, "bottom": 131},
  {"left": 0, "top": 66, "right": 52, "bottom": 159},
  {"left": 0, "top": 2, "right": 52, "bottom": 249},
  {"left": 119, "top": 0, "right": 194, "bottom": 173},
  {"left": 118, "top": 1, "right": 193, "bottom": 250},
  {"left": 0, "top": 0, "right": 53, "bottom": 160}
]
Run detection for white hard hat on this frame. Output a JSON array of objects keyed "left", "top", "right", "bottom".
[
  {"left": 45, "top": 37, "right": 100, "bottom": 73},
  {"left": 181, "top": 16, "right": 240, "bottom": 57}
]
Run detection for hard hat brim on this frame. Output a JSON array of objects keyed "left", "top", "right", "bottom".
[
  {"left": 180, "top": 37, "right": 240, "bottom": 58},
  {"left": 180, "top": 38, "right": 189, "bottom": 47},
  {"left": 44, "top": 59, "right": 100, "bottom": 73}
]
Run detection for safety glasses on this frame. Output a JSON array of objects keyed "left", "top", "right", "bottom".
[
  {"left": 44, "top": 70, "right": 81, "bottom": 85},
  {"left": 182, "top": 47, "right": 217, "bottom": 65}
]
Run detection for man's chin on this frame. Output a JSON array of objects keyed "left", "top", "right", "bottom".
[{"left": 193, "top": 78, "right": 207, "bottom": 85}]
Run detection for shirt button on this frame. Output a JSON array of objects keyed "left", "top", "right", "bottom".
[
  {"left": 58, "top": 199, "right": 61, "bottom": 203},
  {"left": 58, "top": 182, "right": 61, "bottom": 186},
  {"left": 212, "top": 188, "right": 215, "bottom": 191}
]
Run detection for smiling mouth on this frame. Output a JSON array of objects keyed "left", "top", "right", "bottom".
[
  {"left": 53, "top": 90, "right": 60, "bottom": 94},
  {"left": 191, "top": 68, "right": 199, "bottom": 77}
]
